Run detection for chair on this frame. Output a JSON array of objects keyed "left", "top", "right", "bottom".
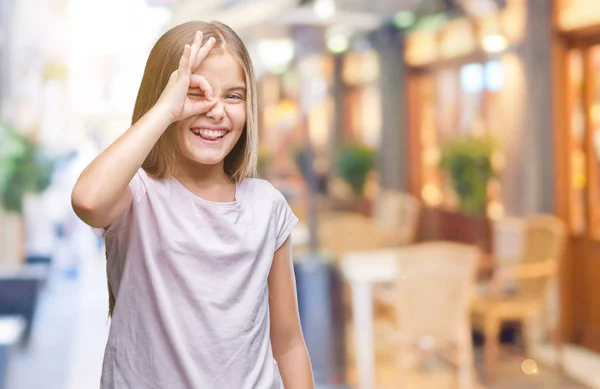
[
  {"left": 471, "top": 214, "right": 567, "bottom": 382},
  {"left": 374, "top": 190, "right": 421, "bottom": 245},
  {"left": 372, "top": 190, "right": 421, "bottom": 314},
  {"left": 386, "top": 242, "right": 480, "bottom": 389}
]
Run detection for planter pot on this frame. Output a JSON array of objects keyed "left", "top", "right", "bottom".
[
  {"left": 0, "top": 210, "right": 25, "bottom": 267},
  {"left": 352, "top": 196, "right": 371, "bottom": 217},
  {"left": 417, "top": 207, "right": 493, "bottom": 253}
]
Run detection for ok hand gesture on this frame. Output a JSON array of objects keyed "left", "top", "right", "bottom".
[{"left": 156, "top": 31, "right": 217, "bottom": 124}]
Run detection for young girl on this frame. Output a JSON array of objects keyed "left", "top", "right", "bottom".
[{"left": 71, "top": 21, "right": 314, "bottom": 389}]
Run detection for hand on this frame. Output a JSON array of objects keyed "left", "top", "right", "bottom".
[{"left": 155, "top": 31, "right": 217, "bottom": 124}]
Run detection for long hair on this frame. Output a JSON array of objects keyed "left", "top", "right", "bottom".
[{"left": 107, "top": 21, "right": 258, "bottom": 317}]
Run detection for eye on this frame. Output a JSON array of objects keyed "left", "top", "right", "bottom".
[
  {"left": 226, "top": 94, "right": 245, "bottom": 101},
  {"left": 188, "top": 93, "right": 205, "bottom": 99}
]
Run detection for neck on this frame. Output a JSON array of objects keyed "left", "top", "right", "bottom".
[{"left": 175, "top": 158, "right": 230, "bottom": 187}]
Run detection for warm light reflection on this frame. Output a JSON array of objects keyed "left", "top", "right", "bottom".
[
  {"left": 421, "top": 184, "right": 443, "bottom": 206},
  {"left": 487, "top": 201, "right": 504, "bottom": 220},
  {"left": 482, "top": 34, "right": 509, "bottom": 53},
  {"left": 521, "top": 359, "right": 538, "bottom": 375},
  {"left": 423, "top": 147, "right": 441, "bottom": 167},
  {"left": 492, "top": 152, "right": 505, "bottom": 171}
]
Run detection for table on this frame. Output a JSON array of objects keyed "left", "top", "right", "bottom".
[
  {"left": 339, "top": 247, "right": 494, "bottom": 389},
  {"left": 339, "top": 249, "right": 400, "bottom": 389},
  {"left": 292, "top": 212, "right": 405, "bottom": 258}
]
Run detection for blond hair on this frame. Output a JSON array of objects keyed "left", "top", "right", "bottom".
[{"left": 108, "top": 21, "right": 258, "bottom": 317}]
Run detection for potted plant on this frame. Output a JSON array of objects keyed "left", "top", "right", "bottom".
[
  {"left": 438, "top": 135, "right": 498, "bottom": 250},
  {"left": 335, "top": 143, "right": 375, "bottom": 215},
  {"left": 0, "top": 125, "right": 54, "bottom": 265},
  {"left": 438, "top": 135, "right": 498, "bottom": 217}
]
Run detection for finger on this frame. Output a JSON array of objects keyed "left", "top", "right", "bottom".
[
  {"left": 190, "top": 99, "right": 218, "bottom": 116},
  {"left": 189, "top": 75, "right": 213, "bottom": 100},
  {"left": 188, "top": 31, "right": 202, "bottom": 69},
  {"left": 193, "top": 37, "right": 216, "bottom": 70},
  {"left": 178, "top": 44, "right": 191, "bottom": 75}
]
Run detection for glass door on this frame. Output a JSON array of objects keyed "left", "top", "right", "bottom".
[
  {"left": 567, "top": 44, "right": 600, "bottom": 238},
  {"left": 588, "top": 46, "right": 600, "bottom": 237}
]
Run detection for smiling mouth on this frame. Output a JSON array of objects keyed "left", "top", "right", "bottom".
[{"left": 190, "top": 128, "right": 228, "bottom": 141}]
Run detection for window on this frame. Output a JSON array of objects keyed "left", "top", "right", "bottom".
[
  {"left": 414, "top": 59, "right": 505, "bottom": 216},
  {"left": 568, "top": 45, "right": 600, "bottom": 237}
]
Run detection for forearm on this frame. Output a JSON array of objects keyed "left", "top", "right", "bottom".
[
  {"left": 72, "top": 105, "right": 171, "bottom": 224},
  {"left": 274, "top": 342, "right": 314, "bottom": 389}
]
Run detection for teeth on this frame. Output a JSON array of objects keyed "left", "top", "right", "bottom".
[{"left": 192, "top": 129, "right": 226, "bottom": 138}]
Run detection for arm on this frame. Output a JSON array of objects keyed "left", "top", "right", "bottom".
[
  {"left": 496, "top": 259, "right": 557, "bottom": 280},
  {"left": 71, "top": 107, "right": 171, "bottom": 228},
  {"left": 487, "top": 259, "right": 558, "bottom": 299},
  {"left": 72, "top": 32, "right": 216, "bottom": 228},
  {"left": 269, "top": 238, "right": 314, "bottom": 389}
]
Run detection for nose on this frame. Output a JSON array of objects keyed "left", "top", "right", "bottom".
[{"left": 206, "top": 98, "right": 225, "bottom": 120}]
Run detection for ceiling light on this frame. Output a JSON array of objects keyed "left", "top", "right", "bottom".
[
  {"left": 393, "top": 11, "right": 416, "bottom": 29},
  {"left": 482, "top": 34, "right": 508, "bottom": 53},
  {"left": 256, "top": 39, "right": 295, "bottom": 74},
  {"left": 314, "top": 0, "right": 336, "bottom": 20},
  {"left": 327, "top": 34, "right": 349, "bottom": 54}
]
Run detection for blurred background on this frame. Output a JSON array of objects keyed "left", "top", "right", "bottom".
[{"left": 1, "top": 0, "right": 599, "bottom": 388}]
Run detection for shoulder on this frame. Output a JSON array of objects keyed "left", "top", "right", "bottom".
[
  {"left": 241, "top": 178, "right": 281, "bottom": 197},
  {"left": 240, "top": 178, "right": 289, "bottom": 207}
]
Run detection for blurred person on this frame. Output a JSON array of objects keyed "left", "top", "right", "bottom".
[
  {"left": 71, "top": 21, "right": 314, "bottom": 389},
  {"left": 23, "top": 190, "right": 59, "bottom": 266},
  {"left": 49, "top": 138, "right": 101, "bottom": 277}
]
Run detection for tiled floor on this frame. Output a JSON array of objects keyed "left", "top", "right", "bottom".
[
  {"left": 5, "top": 245, "right": 107, "bottom": 389},
  {"left": 4, "top": 254, "right": 592, "bottom": 389},
  {"left": 5, "top": 268, "right": 81, "bottom": 389},
  {"left": 479, "top": 348, "right": 587, "bottom": 389},
  {"left": 344, "top": 325, "right": 590, "bottom": 389}
]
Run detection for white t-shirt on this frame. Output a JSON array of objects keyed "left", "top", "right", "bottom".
[{"left": 93, "top": 168, "right": 298, "bottom": 389}]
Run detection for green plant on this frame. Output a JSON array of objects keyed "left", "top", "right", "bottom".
[
  {"left": 336, "top": 144, "right": 375, "bottom": 196},
  {"left": 0, "top": 125, "right": 54, "bottom": 213},
  {"left": 439, "top": 135, "right": 498, "bottom": 216}
]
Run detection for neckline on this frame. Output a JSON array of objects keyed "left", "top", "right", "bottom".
[{"left": 170, "top": 177, "right": 241, "bottom": 208}]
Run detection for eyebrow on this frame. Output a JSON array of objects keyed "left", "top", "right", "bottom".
[
  {"left": 224, "top": 86, "right": 246, "bottom": 94},
  {"left": 187, "top": 85, "right": 246, "bottom": 94}
]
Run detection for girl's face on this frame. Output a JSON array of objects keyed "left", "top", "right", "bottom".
[{"left": 177, "top": 52, "right": 247, "bottom": 169}]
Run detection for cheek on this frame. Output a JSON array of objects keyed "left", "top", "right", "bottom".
[
  {"left": 226, "top": 105, "right": 247, "bottom": 131},
  {"left": 176, "top": 126, "right": 188, "bottom": 144},
  {"left": 176, "top": 120, "right": 190, "bottom": 137}
]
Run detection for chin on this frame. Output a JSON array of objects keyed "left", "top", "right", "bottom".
[{"left": 185, "top": 152, "right": 226, "bottom": 166}]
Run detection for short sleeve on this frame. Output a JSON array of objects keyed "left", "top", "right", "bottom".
[
  {"left": 273, "top": 188, "right": 299, "bottom": 251},
  {"left": 91, "top": 169, "right": 149, "bottom": 238}
]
